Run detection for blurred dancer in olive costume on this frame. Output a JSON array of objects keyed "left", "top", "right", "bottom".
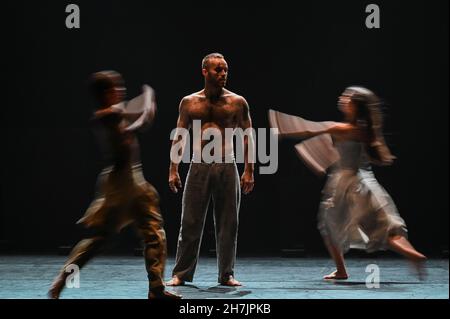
[{"left": 48, "top": 71, "right": 180, "bottom": 299}]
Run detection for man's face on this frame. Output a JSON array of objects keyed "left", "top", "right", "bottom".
[{"left": 203, "top": 58, "right": 228, "bottom": 87}]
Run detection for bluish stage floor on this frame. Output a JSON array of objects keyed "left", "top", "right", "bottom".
[{"left": 0, "top": 256, "right": 448, "bottom": 299}]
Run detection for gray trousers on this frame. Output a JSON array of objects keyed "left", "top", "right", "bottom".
[{"left": 172, "top": 162, "right": 241, "bottom": 283}]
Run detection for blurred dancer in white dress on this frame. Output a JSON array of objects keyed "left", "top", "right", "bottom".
[{"left": 269, "top": 86, "right": 426, "bottom": 280}]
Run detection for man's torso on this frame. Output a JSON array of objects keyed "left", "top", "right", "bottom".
[{"left": 184, "top": 90, "right": 244, "bottom": 161}]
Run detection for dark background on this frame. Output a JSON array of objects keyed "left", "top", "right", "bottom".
[{"left": 2, "top": 0, "right": 448, "bottom": 257}]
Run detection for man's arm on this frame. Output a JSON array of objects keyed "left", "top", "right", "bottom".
[
  {"left": 169, "top": 97, "right": 191, "bottom": 194},
  {"left": 239, "top": 97, "right": 255, "bottom": 195}
]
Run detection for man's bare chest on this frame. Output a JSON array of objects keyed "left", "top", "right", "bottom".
[{"left": 188, "top": 101, "right": 239, "bottom": 124}]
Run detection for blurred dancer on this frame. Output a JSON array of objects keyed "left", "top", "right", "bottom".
[
  {"left": 48, "top": 71, "right": 180, "bottom": 299},
  {"left": 269, "top": 86, "right": 426, "bottom": 280}
]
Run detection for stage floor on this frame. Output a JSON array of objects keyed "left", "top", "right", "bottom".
[{"left": 0, "top": 256, "right": 448, "bottom": 299}]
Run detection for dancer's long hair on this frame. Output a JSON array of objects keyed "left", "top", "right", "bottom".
[{"left": 345, "top": 86, "right": 396, "bottom": 166}]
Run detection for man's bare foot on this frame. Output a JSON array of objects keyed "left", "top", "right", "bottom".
[
  {"left": 323, "top": 270, "right": 348, "bottom": 280},
  {"left": 165, "top": 276, "right": 185, "bottom": 286},
  {"left": 220, "top": 275, "right": 242, "bottom": 286}
]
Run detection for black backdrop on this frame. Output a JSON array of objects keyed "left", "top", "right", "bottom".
[{"left": 2, "top": 0, "right": 448, "bottom": 256}]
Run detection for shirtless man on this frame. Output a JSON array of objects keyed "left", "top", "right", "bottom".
[{"left": 167, "top": 53, "right": 254, "bottom": 286}]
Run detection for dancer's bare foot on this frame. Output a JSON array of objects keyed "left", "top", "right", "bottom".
[
  {"left": 388, "top": 235, "right": 428, "bottom": 280},
  {"left": 323, "top": 270, "right": 348, "bottom": 280},
  {"left": 148, "top": 286, "right": 182, "bottom": 299},
  {"left": 411, "top": 255, "right": 427, "bottom": 281},
  {"left": 47, "top": 275, "right": 65, "bottom": 299},
  {"left": 165, "top": 276, "right": 185, "bottom": 286},
  {"left": 220, "top": 275, "right": 242, "bottom": 286},
  {"left": 47, "top": 287, "right": 61, "bottom": 299}
]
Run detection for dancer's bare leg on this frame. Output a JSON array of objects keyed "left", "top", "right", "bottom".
[
  {"left": 323, "top": 237, "right": 349, "bottom": 280},
  {"left": 387, "top": 236, "right": 425, "bottom": 259},
  {"left": 387, "top": 235, "right": 427, "bottom": 279}
]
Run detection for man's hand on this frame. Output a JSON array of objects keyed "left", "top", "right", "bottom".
[
  {"left": 240, "top": 171, "right": 254, "bottom": 195},
  {"left": 169, "top": 171, "right": 183, "bottom": 194}
]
